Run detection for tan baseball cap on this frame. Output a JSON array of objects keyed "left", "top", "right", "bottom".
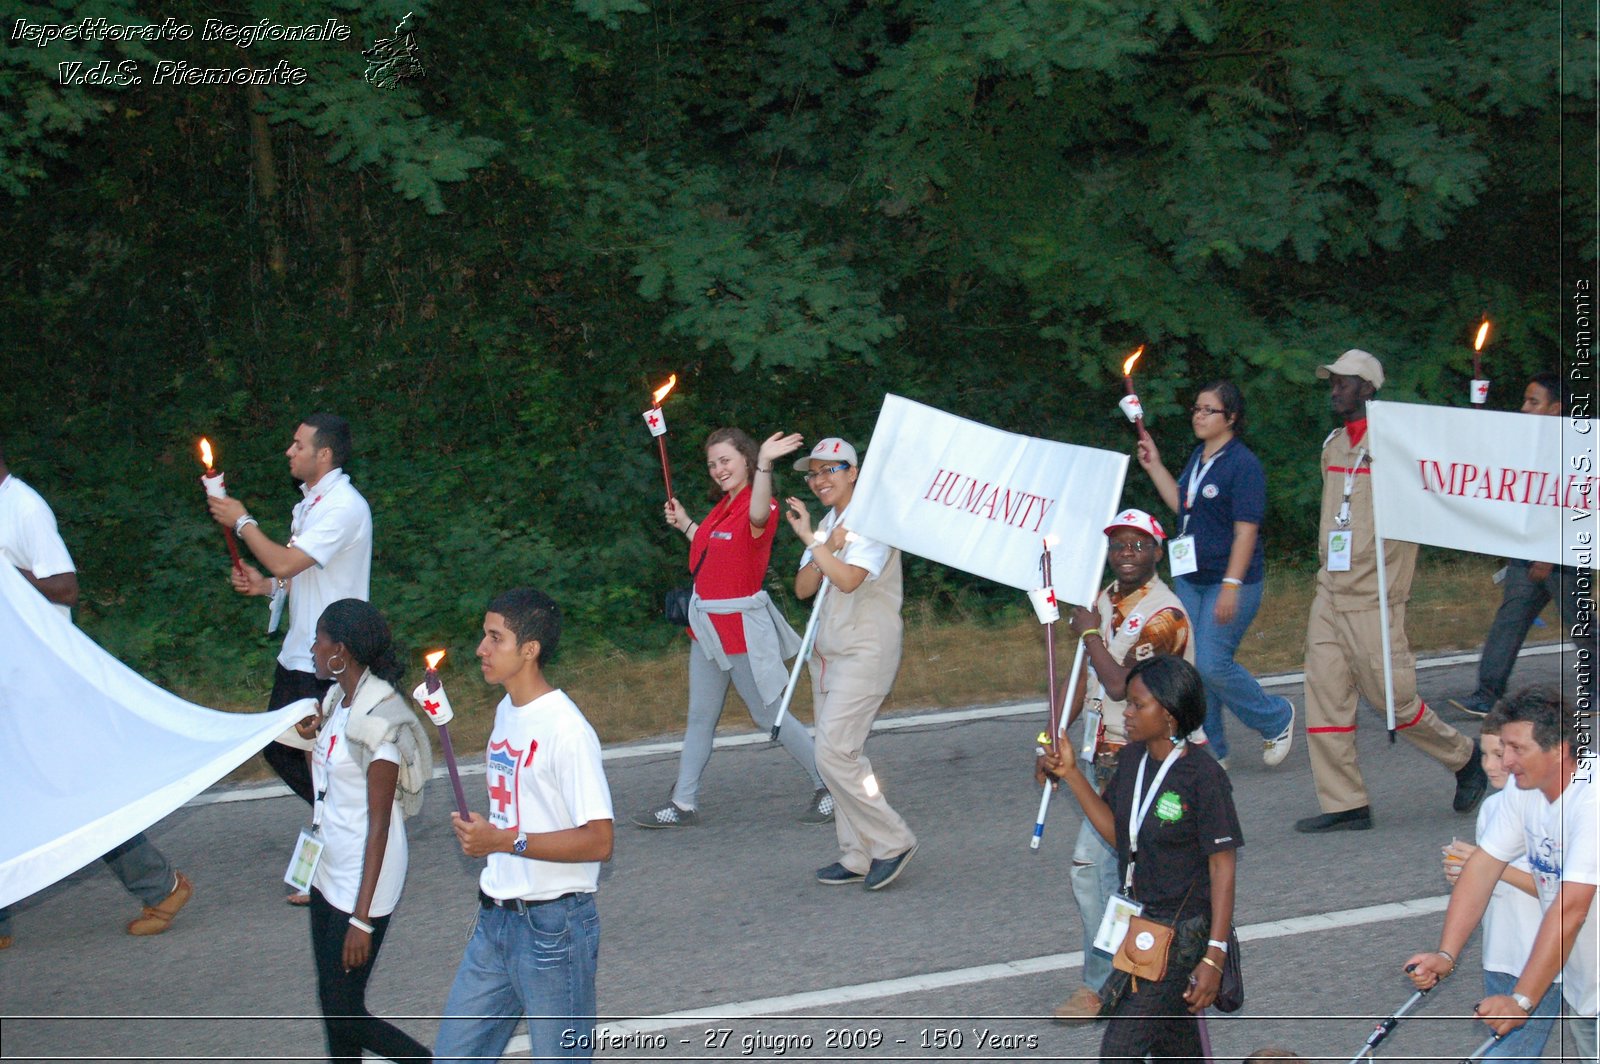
[{"left": 1316, "top": 349, "right": 1385, "bottom": 389}]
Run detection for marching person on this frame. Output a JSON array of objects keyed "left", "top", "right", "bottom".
[
  {"left": 209, "top": 414, "right": 372, "bottom": 902},
  {"left": 1451, "top": 372, "right": 1585, "bottom": 716},
  {"left": 1439, "top": 708, "right": 1561, "bottom": 1062},
  {"left": 302, "top": 599, "right": 432, "bottom": 1064},
  {"left": 0, "top": 442, "right": 192, "bottom": 948},
  {"left": 1045, "top": 509, "right": 1198, "bottom": 1025},
  {"left": 1294, "top": 350, "right": 1486, "bottom": 832},
  {"left": 633, "top": 428, "right": 830, "bottom": 828},
  {"left": 1404, "top": 685, "right": 1597, "bottom": 1062},
  {"left": 1136, "top": 379, "right": 1294, "bottom": 769},
  {"left": 435, "top": 588, "right": 614, "bottom": 1063},
  {"left": 1040, "top": 654, "right": 1241, "bottom": 1063},
  {"left": 784, "top": 437, "right": 917, "bottom": 891}
]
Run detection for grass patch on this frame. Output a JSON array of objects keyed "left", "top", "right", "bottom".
[{"left": 204, "top": 550, "right": 1549, "bottom": 784}]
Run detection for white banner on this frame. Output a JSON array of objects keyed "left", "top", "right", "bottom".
[
  {"left": 1368, "top": 399, "right": 1598, "bottom": 567},
  {"left": 848, "top": 395, "right": 1128, "bottom": 603},
  {"left": 0, "top": 562, "right": 304, "bottom": 909}
]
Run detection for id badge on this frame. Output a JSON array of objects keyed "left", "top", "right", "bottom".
[
  {"left": 1326, "top": 530, "right": 1352, "bottom": 572},
  {"left": 1093, "top": 891, "right": 1144, "bottom": 955},
  {"left": 284, "top": 828, "right": 324, "bottom": 892},
  {"left": 1168, "top": 534, "right": 1198, "bottom": 577},
  {"left": 267, "top": 583, "right": 286, "bottom": 634},
  {"left": 1079, "top": 707, "right": 1102, "bottom": 763}
]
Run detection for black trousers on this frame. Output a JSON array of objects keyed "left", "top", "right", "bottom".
[
  {"left": 265, "top": 664, "right": 333, "bottom": 804},
  {"left": 1098, "top": 970, "right": 1204, "bottom": 1063},
  {"left": 308, "top": 889, "right": 430, "bottom": 1063}
]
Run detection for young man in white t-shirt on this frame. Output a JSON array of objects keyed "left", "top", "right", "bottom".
[
  {"left": 435, "top": 588, "right": 615, "bottom": 1064},
  {"left": 1406, "top": 685, "right": 1598, "bottom": 1062}
]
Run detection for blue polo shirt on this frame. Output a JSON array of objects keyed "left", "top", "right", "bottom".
[{"left": 1174, "top": 438, "right": 1267, "bottom": 585}]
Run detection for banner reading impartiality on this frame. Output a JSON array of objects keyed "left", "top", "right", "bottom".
[
  {"left": 848, "top": 395, "right": 1128, "bottom": 604},
  {"left": 0, "top": 562, "right": 304, "bottom": 909},
  {"left": 1368, "top": 399, "right": 1598, "bottom": 567}
]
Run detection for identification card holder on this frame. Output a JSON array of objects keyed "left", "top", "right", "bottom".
[
  {"left": 284, "top": 828, "right": 324, "bottom": 892},
  {"left": 1326, "top": 530, "right": 1352, "bottom": 572},
  {"left": 1079, "top": 707, "right": 1102, "bottom": 763},
  {"left": 1093, "top": 891, "right": 1144, "bottom": 956},
  {"left": 267, "top": 582, "right": 286, "bottom": 634},
  {"left": 1168, "top": 534, "right": 1198, "bottom": 577}
]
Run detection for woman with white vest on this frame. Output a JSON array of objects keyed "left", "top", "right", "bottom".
[
  {"left": 784, "top": 437, "right": 917, "bottom": 891},
  {"left": 302, "top": 598, "right": 432, "bottom": 1063}
]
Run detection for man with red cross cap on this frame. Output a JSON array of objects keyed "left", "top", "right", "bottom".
[{"left": 1295, "top": 349, "right": 1487, "bottom": 832}]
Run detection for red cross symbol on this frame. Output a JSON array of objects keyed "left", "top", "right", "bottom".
[
  {"left": 1046, "top": 589, "right": 1057, "bottom": 607},
  {"left": 422, "top": 698, "right": 441, "bottom": 717},
  {"left": 832, "top": 441, "right": 840, "bottom": 452},
  {"left": 489, "top": 777, "right": 514, "bottom": 814},
  {"left": 647, "top": 412, "right": 660, "bottom": 428}
]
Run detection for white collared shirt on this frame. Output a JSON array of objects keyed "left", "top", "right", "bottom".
[{"left": 280, "top": 468, "right": 372, "bottom": 672}]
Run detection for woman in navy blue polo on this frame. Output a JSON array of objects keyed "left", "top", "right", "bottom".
[{"left": 1136, "top": 380, "right": 1294, "bottom": 768}]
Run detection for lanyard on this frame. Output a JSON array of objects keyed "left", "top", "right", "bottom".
[
  {"left": 1179, "top": 446, "right": 1225, "bottom": 537},
  {"left": 1334, "top": 448, "right": 1369, "bottom": 529},
  {"left": 1124, "top": 744, "right": 1184, "bottom": 891}
]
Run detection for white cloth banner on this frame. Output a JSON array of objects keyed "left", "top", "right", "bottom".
[
  {"left": 848, "top": 395, "right": 1129, "bottom": 603},
  {"left": 0, "top": 562, "right": 304, "bottom": 909},
  {"left": 1368, "top": 399, "right": 1598, "bottom": 567}
]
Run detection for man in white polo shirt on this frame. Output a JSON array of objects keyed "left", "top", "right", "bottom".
[
  {"left": 1405, "top": 685, "right": 1598, "bottom": 1061},
  {"left": 0, "top": 442, "right": 193, "bottom": 947},
  {"left": 208, "top": 413, "right": 372, "bottom": 813}
]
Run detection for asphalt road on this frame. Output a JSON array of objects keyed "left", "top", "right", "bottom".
[{"left": 0, "top": 646, "right": 1587, "bottom": 1063}]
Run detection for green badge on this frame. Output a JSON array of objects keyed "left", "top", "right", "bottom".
[{"left": 1154, "top": 791, "right": 1184, "bottom": 823}]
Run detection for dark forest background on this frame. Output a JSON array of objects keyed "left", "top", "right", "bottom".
[{"left": 1, "top": 0, "right": 1592, "bottom": 694}]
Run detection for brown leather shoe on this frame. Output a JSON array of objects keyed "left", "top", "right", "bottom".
[
  {"left": 1051, "top": 985, "right": 1103, "bottom": 1026},
  {"left": 0, "top": 934, "right": 12, "bottom": 950},
  {"left": 127, "top": 871, "right": 193, "bottom": 936}
]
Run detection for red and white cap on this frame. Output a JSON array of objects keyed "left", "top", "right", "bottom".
[
  {"left": 1104, "top": 508, "right": 1166, "bottom": 541},
  {"left": 793, "top": 437, "right": 860, "bottom": 471}
]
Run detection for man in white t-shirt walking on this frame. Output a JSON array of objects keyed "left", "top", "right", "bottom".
[
  {"left": 208, "top": 413, "right": 373, "bottom": 809},
  {"left": 0, "top": 443, "right": 193, "bottom": 947},
  {"left": 435, "top": 588, "right": 615, "bottom": 1063},
  {"left": 1405, "top": 685, "right": 1598, "bottom": 1061}
]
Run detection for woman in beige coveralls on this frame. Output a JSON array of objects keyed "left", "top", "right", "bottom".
[{"left": 784, "top": 437, "right": 918, "bottom": 891}]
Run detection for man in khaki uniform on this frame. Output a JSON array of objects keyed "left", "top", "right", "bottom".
[{"left": 1295, "top": 350, "right": 1488, "bottom": 832}]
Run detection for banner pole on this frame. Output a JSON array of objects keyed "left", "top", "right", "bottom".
[
  {"left": 1032, "top": 639, "right": 1086, "bottom": 850},
  {"left": 1372, "top": 474, "right": 1398, "bottom": 741},
  {"left": 771, "top": 580, "right": 828, "bottom": 741}
]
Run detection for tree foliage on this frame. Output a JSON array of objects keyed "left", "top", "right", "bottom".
[{"left": 0, "top": 0, "right": 1587, "bottom": 693}]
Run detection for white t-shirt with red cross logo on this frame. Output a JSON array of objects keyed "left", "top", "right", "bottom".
[{"left": 478, "top": 689, "right": 613, "bottom": 902}]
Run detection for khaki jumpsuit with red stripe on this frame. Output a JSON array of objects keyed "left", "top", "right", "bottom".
[{"left": 1304, "top": 424, "right": 1475, "bottom": 813}]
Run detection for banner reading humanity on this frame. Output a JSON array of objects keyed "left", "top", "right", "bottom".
[
  {"left": 847, "top": 395, "right": 1129, "bottom": 604},
  {"left": 1367, "top": 399, "right": 1597, "bottom": 567}
]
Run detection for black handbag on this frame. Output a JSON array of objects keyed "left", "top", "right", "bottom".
[
  {"left": 1213, "top": 930, "right": 1243, "bottom": 1012},
  {"left": 664, "top": 525, "right": 712, "bottom": 626}
]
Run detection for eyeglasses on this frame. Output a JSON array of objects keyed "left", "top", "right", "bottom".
[
  {"left": 1108, "top": 539, "right": 1155, "bottom": 555},
  {"left": 1191, "top": 405, "right": 1227, "bottom": 418},
  {"left": 803, "top": 463, "right": 851, "bottom": 482}
]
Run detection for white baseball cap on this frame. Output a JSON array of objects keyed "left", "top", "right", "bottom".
[
  {"left": 793, "top": 437, "right": 859, "bottom": 471},
  {"left": 1104, "top": 508, "right": 1166, "bottom": 541}
]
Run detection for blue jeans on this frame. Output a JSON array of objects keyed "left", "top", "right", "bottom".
[
  {"left": 1175, "top": 577, "right": 1293, "bottom": 761},
  {"left": 1481, "top": 969, "right": 1559, "bottom": 1062},
  {"left": 0, "top": 832, "right": 174, "bottom": 937},
  {"left": 1474, "top": 561, "right": 1586, "bottom": 703},
  {"left": 1070, "top": 762, "right": 1119, "bottom": 994},
  {"left": 435, "top": 893, "right": 600, "bottom": 1063}
]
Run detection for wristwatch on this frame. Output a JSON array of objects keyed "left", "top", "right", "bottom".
[
  {"left": 1511, "top": 992, "right": 1534, "bottom": 1012},
  {"left": 512, "top": 831, "right": 528, "bottom": 855}
]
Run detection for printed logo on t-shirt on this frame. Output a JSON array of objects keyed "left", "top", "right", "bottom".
[
  {"left": 1530, "top": 834, "right": 1562, "bottom": 895},
  {"left": 486, "top": 740, "right": 522, "bottom": 830},
  {"left": 1124, "top": 613, "right": 1144, "bottom": 634},
  {"left": 1201, "top": 484, "right": 1219, "bottom": 499},
  {"left": 1155, "top": 791, "right": 1184, "bottom": 822},
  {"left": 711, "top": 531, "right": 733, "bottom": 540}
]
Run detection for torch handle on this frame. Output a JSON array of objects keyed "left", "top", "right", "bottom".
[
  {"left": 222, "top": 526, "right": 245, "bottom": 574},
  {"left": 657, "top": 436, "right": 674, "bottom": 502},
  {"left": 436, "top": 724, "right": 472, "bottom": 819}
]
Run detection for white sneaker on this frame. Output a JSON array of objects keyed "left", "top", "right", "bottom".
[{"left": 1262, "top": 699, "right": 1295, "bottom": 767}]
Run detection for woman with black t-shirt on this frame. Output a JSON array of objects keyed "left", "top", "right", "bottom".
[{"left": 1040, "top": 655, "right": 1242, "bottom": 1062}]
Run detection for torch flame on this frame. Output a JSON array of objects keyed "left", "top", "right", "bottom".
[
  {"left": 1043, "top": 533, "right": 1061, "bottom": 549},
  {"left": 1474, "top": 320, "right": 1491, "bottom": 353},
  {"left": 651, "top": 374, "right": 678, "bottom": 405},
  {"left": 198, "top": 438, "right": 215, "bottom": 471},
  {"left": 1121, "top": 346, "right": 1145, "bottom": 377},
  {"left": 425, "top": 650, "right": 446, "bottom": 670}
]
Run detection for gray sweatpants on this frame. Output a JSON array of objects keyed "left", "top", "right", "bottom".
[{"left": 671, "top": 649, "right": 823, "bottom": 809}]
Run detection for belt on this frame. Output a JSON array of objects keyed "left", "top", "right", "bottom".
[{"left": 478, "top": 888, "right": 579, "bottom": 913}]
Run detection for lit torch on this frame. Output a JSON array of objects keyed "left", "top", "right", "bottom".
[
  {"left": 1117, "top": 346, "right": 1152, "bottom": 443},
  {"left": 643, "top": 374, "right": 678, "bottom": 501},
  {"left": 1029, "top": 534, "right": 1065, "bottom": 850},
  {"left": 1470, "top": 318, "right": 1491, "bottom": 406},
  {"left": 413, "top": 650, "right": 471, "bottom": 818},
  {"left": 197, "top": 438, "right": 245, "bottom": 575}
]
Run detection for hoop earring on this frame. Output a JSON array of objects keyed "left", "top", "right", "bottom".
[{"left": 329, "top": 655, "right": 348, "bottom": 676}]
